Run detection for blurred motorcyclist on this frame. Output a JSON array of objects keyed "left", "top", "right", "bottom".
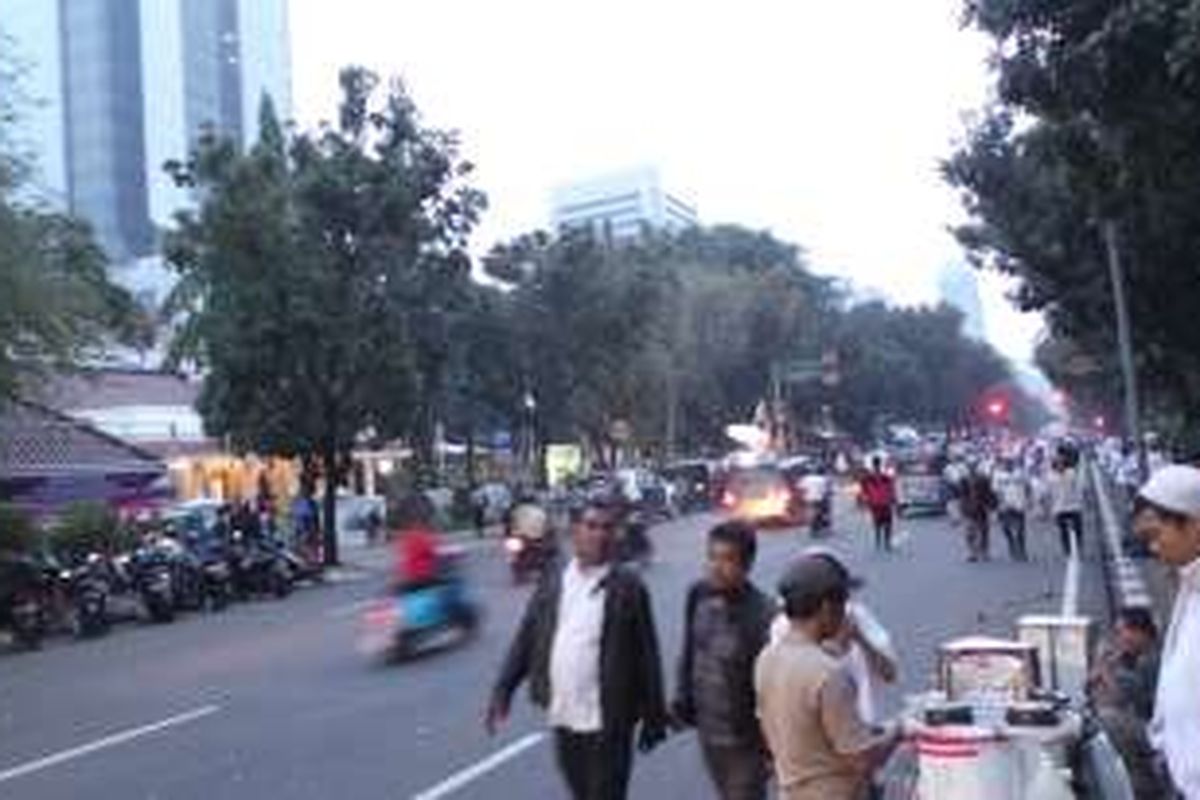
[{"left": 391, "top": 492, "right": 441, "bottom": 590}]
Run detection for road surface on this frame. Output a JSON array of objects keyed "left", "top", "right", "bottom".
[{"left": 0, "top": 496, "right": 1105, "bottom": 799}]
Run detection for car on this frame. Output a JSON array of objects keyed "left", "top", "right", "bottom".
[
  {"left": 895, "top": 460, "right": 948, "bottom": 517},
  {"left": 719, "top": 465, "right": 803, "bottom": 527},
  {"left": 661, "top": 460, "right": 716, "bottom": 513}
]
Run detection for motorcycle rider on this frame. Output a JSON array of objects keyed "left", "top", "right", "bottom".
[{"left": 391, "top": 491, "right": 441, "bottom": 590}]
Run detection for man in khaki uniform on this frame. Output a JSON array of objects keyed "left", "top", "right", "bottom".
[{"left": 755, "top": 554, "right": 899, "bottom": 799}]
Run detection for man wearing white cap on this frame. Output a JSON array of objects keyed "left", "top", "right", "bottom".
[{"left": 1134, "top": 465, "right": 1200, "bottom": 798}]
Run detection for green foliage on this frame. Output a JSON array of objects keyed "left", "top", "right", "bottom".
[
  {"left": 0, "top": 503, "right": 37, "bottom": 554},
  {"left": 481, "top": 225, "right": 1013, "bottom": 453},
  {"left": 0, "top": 36, "right": 138, "bottom": 398},
  {"left": 163, "top": 69, "right": 485, "bottom": 557},
  {"left": 50, "top": 501, "right": 129, "bottom": 560},
  {"left": 949, "top": 0, "right": 1200, "bottom": 433}
]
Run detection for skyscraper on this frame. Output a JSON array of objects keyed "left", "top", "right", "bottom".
[
  {"left": 937, "top": 263, "right": 988, "bottom": 341},
  {"left": 550, "top": 166, "right": 698, "bottom": 240},
  {"left": 1, "top": 0, "right": 291, "bottom": 266}
]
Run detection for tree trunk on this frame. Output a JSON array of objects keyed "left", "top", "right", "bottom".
[{"left": 321, "top": 441, "right": 340, "bottom": 566}]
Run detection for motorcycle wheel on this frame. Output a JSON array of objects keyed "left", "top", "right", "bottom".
[
  {"left": 146, "top": 594, "right": 176, "bottom": 623},
  {"left": 208, "top": 584, "right": 230, "bottom": 612},
  {"left": 270, "top": 566, "right": 293, "bottom": 599},
  {"left": 12, "top": 616, "right": 45, "bottom": 650},
  {"left": 77, "top": 602, "right": 109, "bottom": 637}
]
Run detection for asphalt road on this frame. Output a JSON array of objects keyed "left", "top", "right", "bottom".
[{"left": 0, "top": 496, "right": 1105, "bottom": 800}]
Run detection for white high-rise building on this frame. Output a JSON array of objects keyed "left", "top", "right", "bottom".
[
  {"left": 938, "top": 263, "right": 988, "bottom": 341},
  {"left": 1, "top": 0, "right": 291, "bottom": 273},
  {"left": 550, "top": 166, "right": 698, "bottom": 240}
]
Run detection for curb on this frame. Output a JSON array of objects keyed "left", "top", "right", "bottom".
[{"left": 1089, "top": 462, "right": 1153, "bottom": 612}]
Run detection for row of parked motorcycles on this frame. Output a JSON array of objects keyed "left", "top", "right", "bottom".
[{"left": 0, "top": 529, "right": 323, "bottom": 651}]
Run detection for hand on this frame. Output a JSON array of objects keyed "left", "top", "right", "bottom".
[
  {"left": 637, "top": 722, "right": 667, "bottom": 754},
  {"left": 484, "top": 698, "right": 509, "bottom": 737}
]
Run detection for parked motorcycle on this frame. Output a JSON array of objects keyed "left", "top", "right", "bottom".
[
  {"left": 228, "top": 531, "right": 292, "bottom": 600},
  {"left": 0, "top": 554, "right": 49, "bottom": 652},
  {"left": 129, "top": 544, "right": 177, "bottom": 623},
  {"left": 0, "top": 553, "right": 49, "bottom": 649},
  {"left": 63, "top": 552, "right": 111, "bottom": 637},
  {"left": 358, "top": 545, "right": 479, "bottom": 662}
]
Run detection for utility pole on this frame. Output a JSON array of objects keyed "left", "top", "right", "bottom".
[{"left": 1103, "top": 219, "right": 1146, "bottom": 479}]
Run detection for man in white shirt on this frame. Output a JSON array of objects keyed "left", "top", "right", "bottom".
[
  {"left": 993, "top": 458, "right": 1032, "bottom": 561},
  {"left": 488, "top": 499, "right": 669, "bottom": 799},
  {"left": 769, "top": 549, "right": 898, "bottom": 726},
  {"left": 1050, "top": 455, "right": 1085, "bottom": 557},
  {"left": 1134, "top": 466, "right": 1200, "bottom": 799}
]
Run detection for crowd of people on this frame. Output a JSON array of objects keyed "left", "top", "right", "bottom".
[
  {"left": 474, "top": 440, "right": 1200, "bottom": 799},
  {"left": 484, "top": 499, "right": 901, "bottom": 800}
]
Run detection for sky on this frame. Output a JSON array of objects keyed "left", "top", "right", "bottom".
[{"left": 289, "top": 0, "right": 1044, "bottom": 365}]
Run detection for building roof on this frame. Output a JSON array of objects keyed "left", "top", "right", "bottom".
[
  {"left": 28, "top": 368, "right": 200, "bottom": 411},
  {"left": 0, "top": 400, "right": 165, "bottom": 479}
]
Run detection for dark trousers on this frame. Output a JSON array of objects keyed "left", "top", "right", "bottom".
[
  {"left": 699, "top": 741, "right": 769, "bottom": 800},
  {"left": 1056, "top": 511, "right": 1084, "bottom": 557},
  {"left": 965, "top": 515, "right": 990, "bottom": 560},
  {"left": 554, "top": 727, "right": 634, "bottom": 800},
  {"left": 870, "top": 508, "right": 893, "bottom": 550},
  {"left": 998, "top": 509, "right": 1028, "bottom": 561}
]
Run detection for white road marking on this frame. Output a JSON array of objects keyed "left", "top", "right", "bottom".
[
  {"left": 1060, "top": 551, "right": 1081, "bottom": 617},
  {"left": 0, "top": 705, "right": 221, "bottom": 785},
  {"left": 410, "top": 732, "right": 546, "bottom": 800}
]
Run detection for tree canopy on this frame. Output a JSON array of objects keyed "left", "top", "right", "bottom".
[
  {"left": 947, "top": 0, "right": 1200, "bottom": 440},
  {"left": 163, "top": 68, "right": 485, "bottom": 561},
  {"left": 0, "top": 36, "right": 138, "bottom": 399}
]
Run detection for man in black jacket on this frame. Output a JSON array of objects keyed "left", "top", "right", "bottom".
[
  {"left": 673, "top": 521, "right": 775, "bottom": 800},
  {"left": 486, "top": 498, "right": 669, "bottom": 800}
]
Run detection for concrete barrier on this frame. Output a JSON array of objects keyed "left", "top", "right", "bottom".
[{"left": 1089, "top": 462, "right": 1152, "bottom": 611}]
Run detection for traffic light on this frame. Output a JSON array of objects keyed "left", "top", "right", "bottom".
[{"left": 987, "top": 399, "right": 1008, "bottom": 420}]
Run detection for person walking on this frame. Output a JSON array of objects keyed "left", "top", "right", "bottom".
[
  {"left": 959, "top": 463, "right": 998, "bottom": 562},
  {"left": 1050, "top": 454, "right": 1085, "bottom": 557},
  {"left": 756, "top": 554, "right": 899, "bottom": 800},
  {"left": 1133, "top": 466, "right": 1200, "bottom": 799},
  {"left": 673, "top": 521, "right": 775, "bottom": 800},
  {"left": 486, "top": 498, "right": 669, "bottom": 800},
  {"left": 859, "top": 458, "right": 897, "bottom": 551},
  {"left": 993, "top": 458, "right": 1032, "bottom": 561}
]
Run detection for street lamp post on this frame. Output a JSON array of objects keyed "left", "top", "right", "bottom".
[
  {"left": 1103, "top": 220, "right": 1146, "bottom": 479},
  {"left": 523, "top": 391, "right": 537, "bottom": 484}
]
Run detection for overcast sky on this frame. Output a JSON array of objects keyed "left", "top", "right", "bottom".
[{"left": 289, "top": 0, "right": 1043, "bottom": 364}]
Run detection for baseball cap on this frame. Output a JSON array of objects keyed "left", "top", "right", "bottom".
[
  {"left": 1139, "top": 465, "right": 1200, "bottom": 518},
  {"left": 799, "top": 546, "right": 865, "bottom": 589},
  {"left": 778, "top": 553, "right": 859, "bottom": 610}
]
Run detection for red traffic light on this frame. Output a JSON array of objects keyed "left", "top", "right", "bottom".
[{"left": 987, "top": 400, "right": 1007, "bottom": 418}]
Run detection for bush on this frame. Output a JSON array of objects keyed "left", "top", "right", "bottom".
[
  {"left": 0, "top": 504, "right": 37, "bottom": 555},
  {"left": 51, "top": 501, "right": 131, "bottom": 560}
]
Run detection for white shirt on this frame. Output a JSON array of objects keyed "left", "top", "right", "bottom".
[
  {"left": 1151, "top": 556, "right": 1200, "bottom": 798},
  {"left": 769, "top": 602, "right": 896, "bottom": 724},
  {"left": 800, "top": 474, "right": 830, "bottom": 502},
  {"left": 993, "top": 469, "right": 1031, "bottom": 512},
  {"left": 548, "top": 559, "right": 609, "bottom": 732},
  {"left": 1050, "top": 468, "right": 1084, "bottom": 514}
]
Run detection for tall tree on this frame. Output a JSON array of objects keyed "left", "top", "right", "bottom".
[
  {"left": 164, "top": 70, "right": 485, "bottom": 563},
  {"left": 947, "top": 0, "right": 1200, "bottom": 439}
]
